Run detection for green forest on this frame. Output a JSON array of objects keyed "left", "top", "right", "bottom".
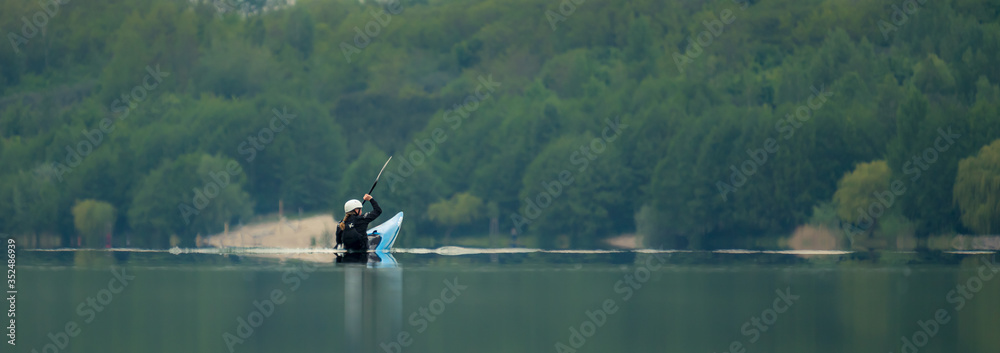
[{"left": 1, "top": 0, "right": 998, "bottom": 249}]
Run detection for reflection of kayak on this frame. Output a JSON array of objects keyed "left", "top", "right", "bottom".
[
  {"left": 371, "top": 251, "right": 397, "bottom": 267},
  {"left": 369, "top": 212, "right": 403, "bottom": 251}
]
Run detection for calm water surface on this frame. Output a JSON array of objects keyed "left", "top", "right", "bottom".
[{"left": 17, "top": 249, "right": 1000, "bottom": 353}]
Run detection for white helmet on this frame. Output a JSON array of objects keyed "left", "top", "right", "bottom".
[{"left": 344, "top": 199, "right": 363, "bottom": 213}]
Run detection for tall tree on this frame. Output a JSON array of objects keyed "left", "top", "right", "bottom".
[
  {"left": 953, "top": 140, "right": 1000, "bottom": 234},
  {"left": 833, "top": 160, "right": 892, "bottom": 237},
  {"left": 71, "top": 199, "right": 116, "bottom": 248},
  {"left": 428, "top": 192, "right": 484, "bottom": 238}
]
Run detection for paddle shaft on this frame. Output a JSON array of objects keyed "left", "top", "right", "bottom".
[
  {"left": 361, "top": 156, "right": 392, "bottom": 206},
  {"left": 361, "top": 181, "right": 378, "bottom": 206}
]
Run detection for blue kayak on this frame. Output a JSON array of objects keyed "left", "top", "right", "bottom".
[{"left": 368, "top": 211, "right": 403, "bottom": 251}]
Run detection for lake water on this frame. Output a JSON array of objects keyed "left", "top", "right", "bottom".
[{"left": 16, "top": 249, "right": 1000, "bottom": 353}]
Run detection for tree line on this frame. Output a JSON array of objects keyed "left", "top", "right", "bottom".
[{"left": 1, "top": 0, "right": 998, "bottom": 248}]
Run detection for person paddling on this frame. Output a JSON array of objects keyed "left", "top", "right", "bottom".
[{"left": 336, "top": 194, "right": 382, "bottom": 252}]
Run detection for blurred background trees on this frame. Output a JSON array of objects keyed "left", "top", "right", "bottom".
[{"left": 1, "top": 0, "right": 998, "bottom": 248}]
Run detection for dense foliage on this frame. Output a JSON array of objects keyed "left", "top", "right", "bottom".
[{"left": 1, "top": 0, "right": 998, "bottom": 248}]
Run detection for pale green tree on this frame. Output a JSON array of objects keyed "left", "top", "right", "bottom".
[
  {"left": 428, "top": 192, "right": 484, "bottom": 238},
  {"left": 833, "top": 160, "right": 892, "bottom": 235},
  {"left": 72, "top": 200, "right": 117, "bottom": 248},
  {"left": 954, "top": 140, "right": 1000, "bottom": 234}
]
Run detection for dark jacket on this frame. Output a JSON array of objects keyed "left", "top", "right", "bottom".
[{"left": 336, "top": 198, "right": 382, "bottom": 251}]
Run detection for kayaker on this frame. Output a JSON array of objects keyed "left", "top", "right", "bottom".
[{"left": 335, "top": 194, "right": 382, "bottom": 252}]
